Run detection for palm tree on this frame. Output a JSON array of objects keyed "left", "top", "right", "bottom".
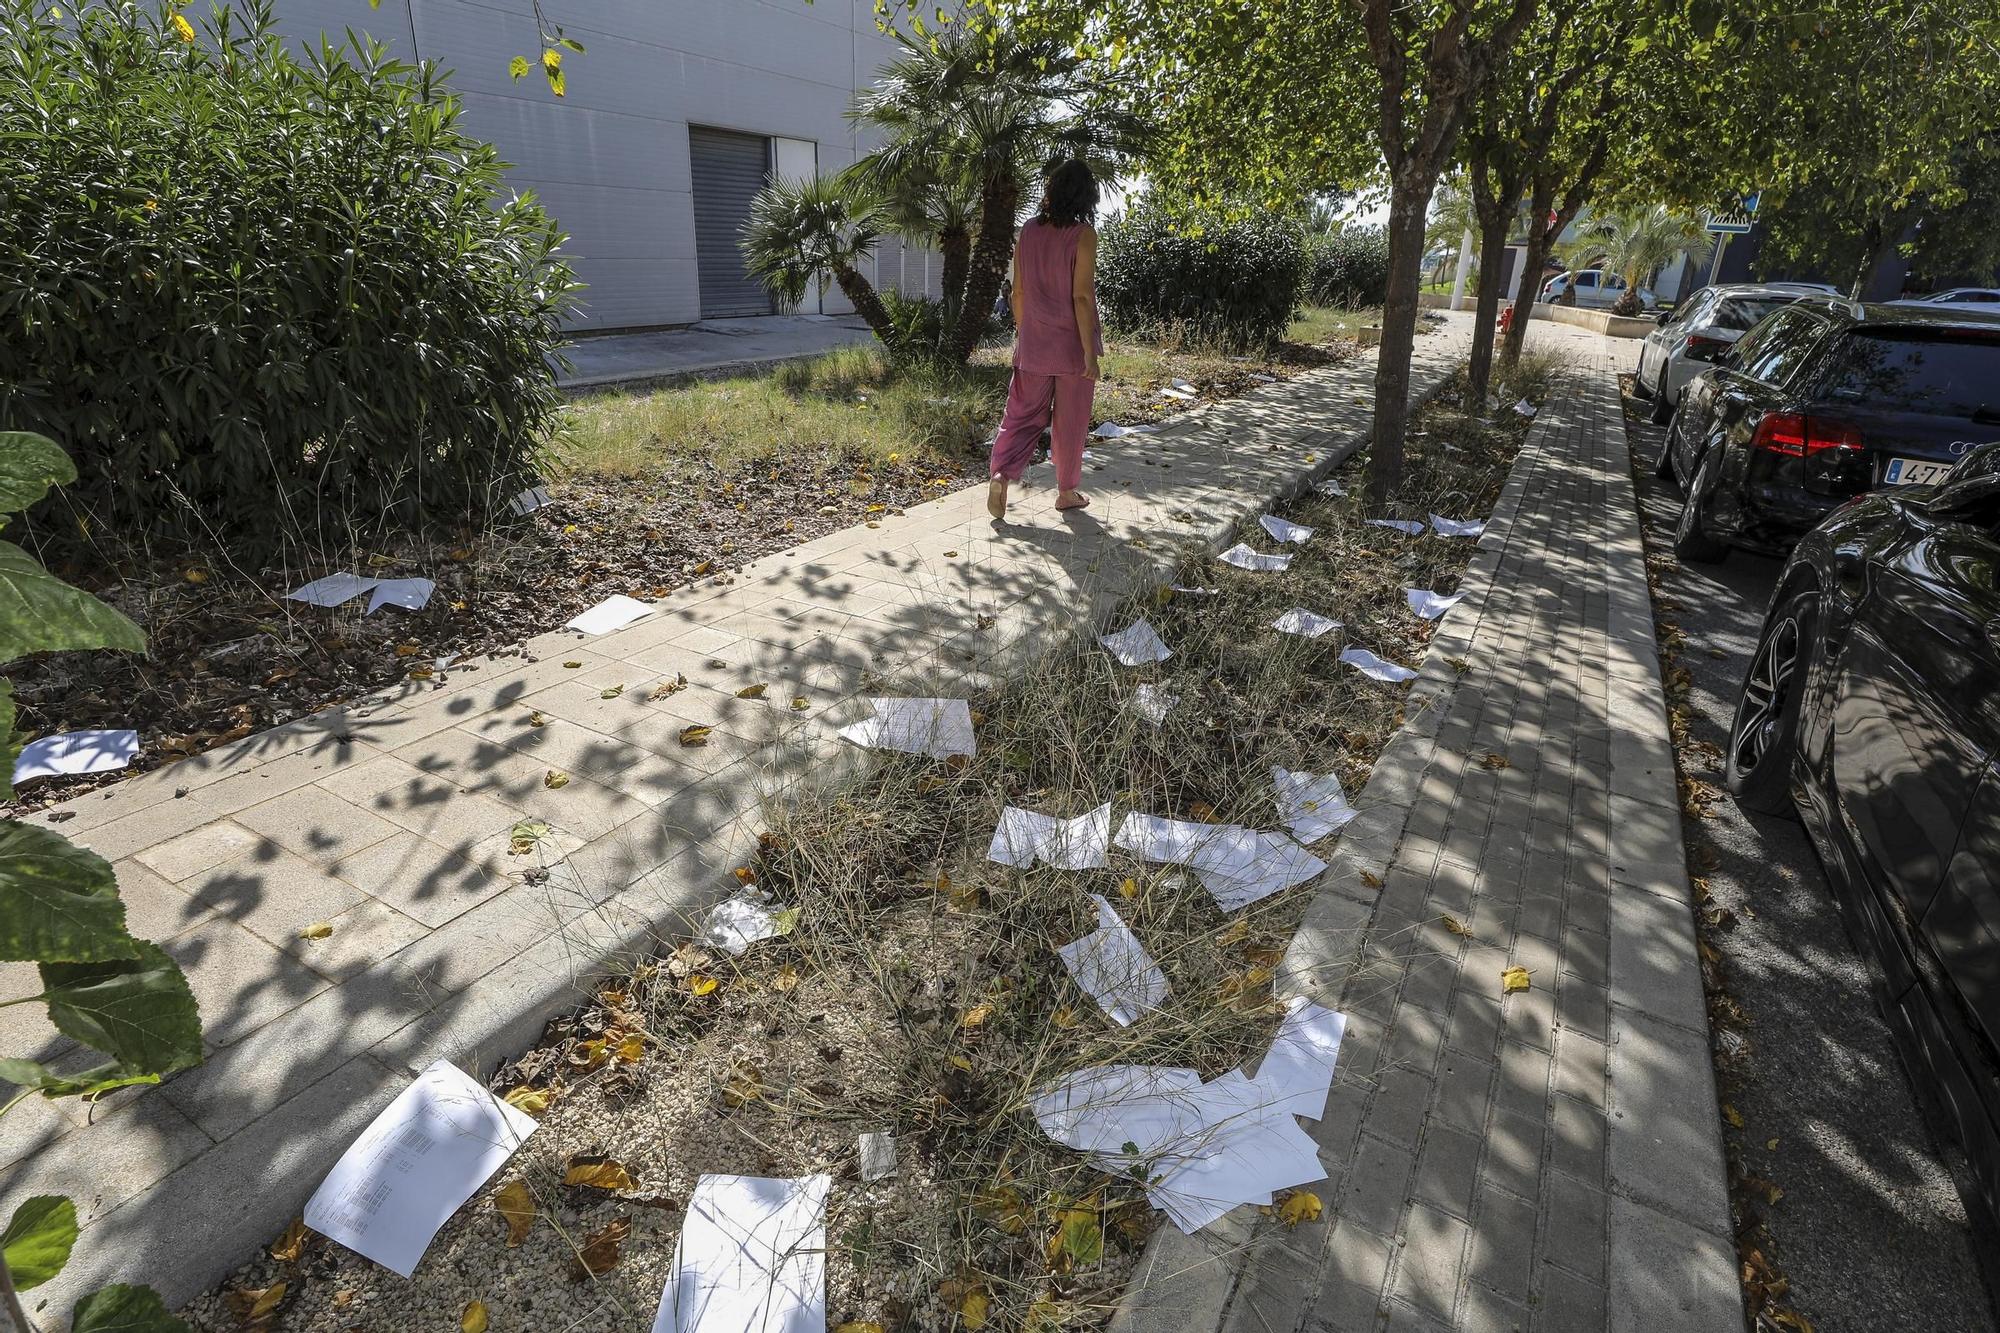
[
  {"left": 741, "top": 174, "right": 896, "bottom": 344},
  {"left": 1564, "top": 206, "right": 1708, "bottom": 315}
]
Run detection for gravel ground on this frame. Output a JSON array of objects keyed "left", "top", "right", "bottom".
[{"left": 1622, "top": 386, "right": 2000, "bottom": 1332}]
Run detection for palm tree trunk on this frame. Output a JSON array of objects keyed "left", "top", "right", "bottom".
[
  {"left": 939, "top": 224, "right": 971, "bottom": 319},
  {"left": 946, "top": 176, "right": 1021, "bottom": 365},
  {"left": 833, "top": 262, "right": 897, "bottom": 346}
]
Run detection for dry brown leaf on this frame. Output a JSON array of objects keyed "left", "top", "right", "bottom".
[
  {"left": 1481, "top": 752, "right": 1511, "bottom": 769},
  {"left": 563, "top": 659, "right": 583, "bottom": 668},
  {"left": 269, "top": 1218, "right": 306, "bottom": 1263},
  {"left": 461, "top": 1299, "right": 489, "bottom": 1333},
  {"left": 528, "top": 711, "right": 549, "bottom": 727},
  {"left": 1440, "top": 914, "right": 1475, "bottom": 938},
  {"left": 771, "top": 964, "right": 801, "bottom": 992},
  {"left": 679, "top": 724, "right": 714, "bottom": 747},
  {"left": 572, "top": 1215, "right": 631, "bottom": 1279},
  {"left": 1360, "top": 870, "right": 1384, "bottom": 889},
  {"left": 494, "top": 1178, "right": 536, "bottom": 1246},
  {"left": 564, "top": 1155, "right": 634, "bottom": 1191},
  {"left": 226, "top": 1281, "right": 286, "bottom": 1323}
]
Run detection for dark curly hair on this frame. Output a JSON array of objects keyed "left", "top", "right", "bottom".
[{"left": 1038, "top": 160, "right": 1099, "bottom": 228}]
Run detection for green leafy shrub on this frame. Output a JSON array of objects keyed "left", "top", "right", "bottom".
[
  {"left": 1096, "top": 203, "right": 1306, "bottom": 350},
  {"left": 1303, "top": 227, "right": 1391, "bottom": 308},
  {"left": 878, "top": 289, "right": 953, "bottom": 364},
  {"left": 0, "top": 431, "right": 200, "bottom": 1332},
  {"left": 0, "top": 0, "right": 578, "bottom": 558}
]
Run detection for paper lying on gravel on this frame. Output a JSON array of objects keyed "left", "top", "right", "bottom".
[
  {"left": 1314, "top": 478, "right": 1348, "bottom": 497},
  {"left": 1340, "top": 646, "right": 1418, "bottom": 683},
  {"left": 1218, "top": 543, "right": 1291, "bottom": 572},
  {"left": 1430, "top": 514, "right": 1487, "bottom": 538},
  {"left": 1032, "top": 1000, "right": 1346, "bottom": 1232},
  {"left": 1259, "top": 514, "right": 1315, "bottom": 544},
  {"left": 1405, "top": 588, "right": 1466, "bottom": 619},
  {"left": 652, "top": 1173, "right": 830, "bottom": 1333},
  {"left": 286, "top": 572, "right": 378, "bottom": 608},
  {"left": 13, "top": 729, "right": 138, "bottom": 786},
  {"left": 365, "top": 578, "right": 435, "bottom": 614},
  {"left": 1272, "top": 608, "right": 1339, "bottom": 639},
  {"left": 1364, "top": 518, "right": 1426, "bottom": 537},
  {"left": 1114, "top": 813, "right": 1326, "bottom": 911},
  {"left": 698, "top": 893, "right": 787, "bottom": 956},
  {"left": 838, "top": 697, "right": 977, "bottom": 758},
  {"left": 989, "top": 803, "right": 1113, "bottom": 870},
  {"left": 304, "top": 1059, "right": 536, "bottom": 1278},
  {"left": 1091, "top": 421, "right": 1158, "bottom": 439},
  {"left": 1129, "top": 683, "right": 1180, "bottom": 725},
  {"left": 1272, "top": 766, "right": 1358, "bottom": 843},
  {"left": 1057, "top": 894, "right": 1170, "bottom": 1025},
  {"left": 1099, "top": 617, "right": 1172, "bottom": 665},
  {"left": 566, "top": 594, "right": 654, "bottom": 635},
  {"left": 508, "top": 485, "right": 554, "bottom": 516}
]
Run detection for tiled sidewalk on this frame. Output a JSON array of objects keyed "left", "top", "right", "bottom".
[
  {"left": 1115, "top": 334, "right": 1740, "bottom": 1331},
  {"left": 3, "top": 319, "right": 1479, "bottom": 1314}
]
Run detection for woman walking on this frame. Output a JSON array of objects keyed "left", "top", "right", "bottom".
[{"left": 987, "top": 160, "right": 1104, "bottom": 519}]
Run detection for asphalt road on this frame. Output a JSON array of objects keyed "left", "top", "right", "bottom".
[{"left": 1622, "top": 390, "right": 2000, "bottom": 1332}]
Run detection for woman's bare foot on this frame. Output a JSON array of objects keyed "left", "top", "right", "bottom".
[
  {"left": 987, "top": 474, "right": 1010, "bottom": 519},
  {"left": 1055, "top": 489, "right": 1091, "bottom": 511}
]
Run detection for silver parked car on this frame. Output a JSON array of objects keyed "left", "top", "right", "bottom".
[
  {"left": 1540, "top": 268, "right": 1655, "bottom": 310},
  {"left": 1632, "top": 282, "right": 1812, "bottom": 423},
  {"left": 1903, "top": 287, "right": 2000, "bottom": 306}
]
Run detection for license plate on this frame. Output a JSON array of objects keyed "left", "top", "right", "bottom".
[{"left": 1883, "top": 457, "right": 1952, "bottom": 486}]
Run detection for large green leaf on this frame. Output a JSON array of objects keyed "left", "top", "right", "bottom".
[
  {"left": 0, "top": 542, "right": 146, "bottom": 666},
  {"left": 0, "top": 432, "right": 77, "bottom": 515},
  {"left": 0, "top": 819, "right": 136, "bottom": 964},
  {"left": 40, "top": 940, "right": 203, "bottom": 1080},
  {"left": 0, "top": 1057, "right": 161, "bottom": 1100},
  {"left": 0, "top": 678, "right": 17, "bottom": 802},
  {"left": 1, "top": 1195, "right": 77, "bottom": 1290},
  {"left": 71, "top": 1283, "right": 192, "bottom": 1333}
]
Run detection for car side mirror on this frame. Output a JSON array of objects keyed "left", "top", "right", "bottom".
[{"left": 1654, "top": 310, "right": 1673, "bottom": 326}]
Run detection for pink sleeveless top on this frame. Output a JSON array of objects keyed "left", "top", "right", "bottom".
[{"left": 1013, "top": 217, "right": 1103, "bottom": 376}]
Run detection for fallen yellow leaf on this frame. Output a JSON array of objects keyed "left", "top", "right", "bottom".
[
  {"left": 1118, "top": 877, "right": 1140, "bottom": 900},
  {"left": 601, "top": 683, "right": 625, "bottom": 699},
  {"left": 563, "top": 659, "right": 582, "bottom": 669},
  {"left": 461, "top": 1299, "right": 489, "bottom": 1333},
  {"left": 494, "top": 1178, "right": 535, "bottom": 1246},
  {"left": 614, "top": 1033, "right": 646, "bottom": 1063},
  {"left": 226, "top": 1281, "right": 286, "bottom": 1322},
  {"left": 545, "top": 769, "right": 570, "bottom": 789},
  {"left": 1501, "top": 965, "right": 1532, "bottom": 994},
  {"left": 772, "top": 964, "right": 801, "bottom": 992},
  {"left": 950, "top": 1053, "right": 974, "bottom": 1071},
  {"left": 1277, "top": 1189, "right": 1324, "bottom": 1227},
  {"left": 791, "top": 696, "right": 811, "bottom": 711},
  {"left": 1723, "top": 1103, "right": 1745, "bottom": 1129},
  {"left": 693, "top": 559, "right": 714, "bottom": 575},
  {"left": 1051, "top": 1005, "right": 1080, "bottom": 1029},
  {"left": 528, "top": 710, "right": 548, "bottom": 727},
  {"left": 1766, "top": 1137, "right": 1780, "bottom": 1151},
  {"left": 689, "top": 974, "right": 720, "bottom": 996},
  {"left": 269, "top": 1218, "right": 306, "bottom": 1263},
  {"left": 679, "top": 724, "right": 714, "bottom": 747},
  {"left": 298, "top": 921, "right": 333, "bottom": 940},
  {"left": 504, "top": 1085, "right": 553, "bottom": 1116},
  {"left": 961, "top": 1003, "right": 994, "bottom": 1030},
  {"left": 961, "top": 1288, "right": 991, "bottom": 1330},
  {"left": 736, "top": 683, "right": 768, "bottom": 699},
  {"left": 394, "top": 642, "right": 421, "bottom": 657},
  {"left": 564, "top": 1155, "right": 634, "bottom": 1191}
]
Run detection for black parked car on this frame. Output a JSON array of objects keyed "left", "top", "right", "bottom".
[
  {"left": 1728, "top": 440, "right": 2000, "bottom": 1216},
  {"left": 1655, "top": 299, "right": 2000, "bottom": 562}
]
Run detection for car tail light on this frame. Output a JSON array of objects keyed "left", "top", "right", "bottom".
[
  {"left": 1681, "top": 334, "right": 1731, "bottom": 361},
  {"left": 1751, "top": 412, "right": 1864, "bottom": 458}
]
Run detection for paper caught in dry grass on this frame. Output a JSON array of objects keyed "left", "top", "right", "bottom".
[
  {"left": 837, "top": 697, "right": 977, "bottom": 759},
  {"left": 651, "top": 1173, "right": 830, "bottom": 1333},
  {"left": 1056, "top": 894, "right": 1171, "bottom": 1025},
  {"left": 1099, "top": 617, "right": 1173, "bottom": 666},
  {"left": 987, "top": 802, "right": 1113, "bottom": 870}
]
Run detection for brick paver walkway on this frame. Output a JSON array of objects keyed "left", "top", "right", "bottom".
[
  {"left": 5, "top": 320, "right": 1481, "bottom": 1313},
  {"left": 1115, "top": 331, "right": 1740, "bottom": 1332}
]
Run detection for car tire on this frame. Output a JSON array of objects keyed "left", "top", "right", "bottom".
[
  {"left": 1648, "top": 379, "right": 1674, "bottom": 424},
  {"left": 1653, "top": 404, "right": 1682, "bottom": 486},
  {"left": 1672, "top": 448, "right": 1730, "bottom": 563},
  {"left": 1726, "top": 589, "right": 1816, "bottom": 817}
]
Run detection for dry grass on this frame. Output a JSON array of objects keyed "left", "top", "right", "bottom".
[{"left": 183, "top": 348, "right": 1567, "bottom": 1333}]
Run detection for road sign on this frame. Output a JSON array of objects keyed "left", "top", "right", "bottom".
[{"left": 1705, "top": 191, "right": 1762, "bottom": 235}]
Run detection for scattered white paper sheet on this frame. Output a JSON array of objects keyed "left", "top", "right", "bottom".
[
  {"left": 508, "top": 485, "right": 554, "bottom": 516},
  {"left": 1271, "top": 766, "right": 1358, "bottom": 844},
  {"left": 699, "top": 893, "right": 786, "bottom": 956},
  {"left": 1169, "top": 583, "right": 1218, "bottom": 597},
  {"left": 1057, "top": 895, "right": 1170, "bottom": 1026},
  {"left": 1406, "top": 588, "right": 1466, "bottom": 619},
  {"left": 1340, "top": 646, "right": 1418, "bottom": 683},
  {"left": 1159, "top": 379, "right": 1198, "bottom": 401},
  {"left": 1130, "top": 683, "right": 1180, "bottom": 725},
  {"left": 1100, "top": 617, "right": 1172, "bottom": 665},
  {"left": 366, "top": 578, "right": 435, "bottom": 615},
  {"left": 286, "top": 572, "right": 378, "bottom": 608},
  {"left": 1091, "top": 421, "right": 1159, "bottom": 439},
  {"left": 1430, "top": 514, "right": 1487, "bottom": 538},
  {"left": 651, "top": 1174, "right": 830, "bottom": 1333},
  {"left": 1170, "top": 378, "right": 1196, "bottom": 392},
  {"left": 1364, "top": 518, "right": 1426, "bottom": 537},
  {"left": 1114, "top": 813, "right": 1326, "bottom": 912},
  {"left": 566, "top": 594, "right": 654, "bottom": 635},
  {"left": 1514, "top": 398, "right": 1538, "bottom": 418},
  {"left": 1272, "top": 608, "right": 1339, "bottom": 639},
  {"left": 1253, "top": 997, "right": 1348, "bottom": 1120},
  {"left": 1248, "top": 373, "right": 1276, "bottom": 384},
  {"left": 1313, "top": 479, "right": 1348, "bottom": 498},
  {"left": 1259, "top": 514, "right": 1315, "bottom": 544},
  {"left": 13, "top": 730, "right": 138, "bottom": 786},
  {"left": 304, "top": 1060, "right": 536, "bottom": 1278},
  {"left": 1218, "top": 543, "right": 1291, "bottom": 573},
  {"left": 838, "top": 697, "right": 977, "bottom": 759},
  {"left": 987, "top": 803, "right": 1113, "bottom": 871}
]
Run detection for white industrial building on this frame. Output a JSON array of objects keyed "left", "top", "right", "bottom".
[{"left": 272, "top": 0, "right": 939, "bottom": 330}]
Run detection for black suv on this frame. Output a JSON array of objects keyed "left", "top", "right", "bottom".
[{"left": 1655, "top": 299, "right": 2000, "bottom": 562}]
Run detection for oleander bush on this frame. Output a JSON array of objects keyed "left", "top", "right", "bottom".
[
  {"left": 0, "top": 0, "right": 578, "bottom": 559},
  {"left": 1303, "top": 226, "right": 1391, "bottom": 309},
  {"left": 1096, "top": 202, "right": 1306, "bottom": 350}
]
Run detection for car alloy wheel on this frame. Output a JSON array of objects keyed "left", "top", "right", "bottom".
[
  {"left": 1734, "top": 615, "right": 1798, "bottom": 775},
  {"left": 1672, "top": 448, "right": 1730, "bottom": 563},
  {"left": 1726, "top": 591, "right": 1816, "bottom": 816}
]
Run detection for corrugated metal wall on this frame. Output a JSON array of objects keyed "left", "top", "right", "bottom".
[{"left": 268, "top": 0, "right": 938, "bottom": 330}]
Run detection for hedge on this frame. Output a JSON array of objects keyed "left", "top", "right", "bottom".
[
  {"left": 1304, "top": 227, "right": 1391, "bottom": 308},
  {"left": 1096, "top": 203, "right": 1306, "bottom": 350},
  {"left": 0, "top": 0, "right": 577, "bottom": 556}
]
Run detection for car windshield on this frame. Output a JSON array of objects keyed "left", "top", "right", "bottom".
[
  {"left": 1823, "top": 330, "right": 2000, "bottom": 418},
  {"left": 1712, "top": 297, "right": 1797, "bottom": 331}
]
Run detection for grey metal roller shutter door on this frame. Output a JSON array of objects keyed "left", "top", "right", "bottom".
[{"left": 689, "top": 127, "right": 773, "bottom": 318}]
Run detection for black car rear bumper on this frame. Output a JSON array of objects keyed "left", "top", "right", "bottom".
[{"left": 1700, "top": 444, "right": 1862, "bottom": 555}]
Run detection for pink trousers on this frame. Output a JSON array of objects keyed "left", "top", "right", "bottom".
[{"left": 988, "top": 369, "right": 1094, "bottom": 493}]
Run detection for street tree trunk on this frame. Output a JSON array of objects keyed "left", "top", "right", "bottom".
[
  {"left": 1366, "top": 181, "right": 1432, "bottom": 506},
  {"left": 947, "top": 176, "right": 1021, "bottom": 364},
  {"left": 1500, "top": 182, "right": 1558, "bottom": 372},
  {"left": 1465, "top": 209, "right": 1511, "bottom": 410}
]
